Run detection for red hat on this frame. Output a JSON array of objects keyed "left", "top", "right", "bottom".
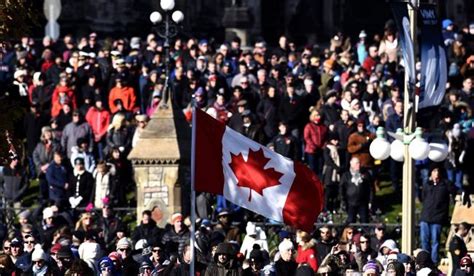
[{"left": 50, "top": 243, "right": 62, "bottom": 254}]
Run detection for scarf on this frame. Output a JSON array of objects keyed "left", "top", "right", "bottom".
[
  {"left": 33, "top": 264, "right": 48, "bottom": 275},
  {"left": 326, "top": 144, "right": 340, "bottom": 182},
  {"left": 13, "top": 80, "right": 28, "bottom": 96},
  {"left": 350, "top": 169, "right": 363, "bottom": 186}
]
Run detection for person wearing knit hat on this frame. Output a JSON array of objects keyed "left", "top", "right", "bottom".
[
  {"left": 456, "top": 255, "right": 473, "bottom": 276},
  {"left": 98, "top": 256, "right": 115, "bottom": 276},
  {"left": 363, "top": 261, "right": 380, "bottom": 276},
  {"left": 31, "top": 244, "right": 51, "bottom": 275},
  {"left": 275, "top": 239, "right": 297, "bottom": 275},
  {"left": 116, "top": 237, "right": 139, "bottom": 275},
  {"left": 162, "top": 212, "right": 190, "bottom": 257}
]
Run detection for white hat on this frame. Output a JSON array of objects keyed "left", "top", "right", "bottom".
[
  {"left": 42, "top": 207, "right": 54, "bottom": 220},
  {"left": 135, "top": 239, "right": 148, "bottom": 251},
  {"left": 32, "top": 244, "right": 48, "bottom": 261},
  {"left": 278, "top": 239, "right": 294, "bottom": 253},
  {"left": 359, "top": 30, "right": 367, "bottom": 38},
  {"left": 116, "top": 237, "right": 133, "bottom": 250},
  {"left": 14, "top": 69, "right": 27, "bottom": 79}
]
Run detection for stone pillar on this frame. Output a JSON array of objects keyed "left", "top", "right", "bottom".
[
  {"left": 128, "top": 102, "right": 190, "bottom": 226},
  {"left": 222, "top": 5, "right": 252, "bottom": 46}
]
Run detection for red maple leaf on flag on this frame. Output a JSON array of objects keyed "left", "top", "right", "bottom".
[{"left": 229, "top": 148, "right": 283, "bottom": 202}]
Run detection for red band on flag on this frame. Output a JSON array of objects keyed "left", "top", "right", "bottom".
[
  {"left": 282, "top": 162, "right": 324, "bottom": 232},
  {"left": 195, "top": 109, "right": 226, "bottom": 195}
]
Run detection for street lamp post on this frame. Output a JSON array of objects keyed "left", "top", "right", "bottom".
[{"left": 150, "top": 0, "right": 184, "bottom": 109}]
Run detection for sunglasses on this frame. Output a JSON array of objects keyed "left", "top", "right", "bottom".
[
  {"left": 360, "top": 240, "right": 368, "bottom": 244},
  {"left": 118, "top": 248, "right": 130, "bottom": 252},
  {"left": 3, "top": 246, "right": 10, "bottom": 250},
  {"left": 24, "top": 240, "right": 35, "bottom": 244},
  {"left": 152, "top": 249, "right": 161, "bottom": 253}
]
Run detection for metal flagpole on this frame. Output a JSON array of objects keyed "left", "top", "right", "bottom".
[{"left": 190, "top": 107, "right": 197, "bottom": 276}]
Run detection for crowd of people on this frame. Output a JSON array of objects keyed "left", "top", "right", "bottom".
[{"left": 0, "top": 14, "right": 474, "bottom": 275}]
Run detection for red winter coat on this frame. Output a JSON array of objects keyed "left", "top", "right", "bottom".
[
  {"left": 51, "top": 85, "right": 77, "bottom": 117},
  {"left": 108, "top": 86, "right": 136, "bottom": 114},
  {"left": 304, "top": 122, "right": 328, "bottom": 154},
  {"left": 296, "top": 244, "right": 318, "bottom": 272},
  {"left": 86, "top": 106, "right": 111, "bottom": 142}
]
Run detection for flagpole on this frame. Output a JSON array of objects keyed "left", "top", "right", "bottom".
[{"left": 190, "top": 106, "right": 197, "bottom": 276}]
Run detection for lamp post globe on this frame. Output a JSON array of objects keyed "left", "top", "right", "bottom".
[
  {"left": 408, "top": 128, "right": 430, "bottom": 161},
  {"left": 160, "top": 0, "right": 175, "bottom": 11},
  {"left": 172, "top": 10, "right": 184, "bottom": 23},
  {"left": 369, "top": 127, "right": 391, "bottom": 160},
  {"left": 390, "top": 139, "right": 405, "bottom": 162},
  {"left": 428, "top": 143, "right": 449, "bottom": 162},
  {"left": 150, "top": 11, "right": 162, "bottom": 24}
]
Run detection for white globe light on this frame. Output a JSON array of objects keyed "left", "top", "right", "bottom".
[
  {"left": 409, "top": 138, "right": 430, "bottom": 161},
  {"left": 160, "top": 0, "right": 175, "bottom": 11},
  {"left": 428, "top": 143, "right": 449, "bottom": 162},
  {"left": 369, "top": 137, "right": 391, "bottom": 160},
  {"left": 390, "top": 139, "right": 405, "bottom": 162},
  {"left": 172, "top": 10, "right": 184, "bottom": 23},
  {"left": 150, "top": 11, "right": 162, "bottom": 24}
]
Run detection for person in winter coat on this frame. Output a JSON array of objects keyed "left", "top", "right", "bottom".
[
  {"left": 132, "top": 210, "right": 163, "bottom": 247},
  {"left": 295, "top": 230, "right": 318, "bottom": 272},
  {"left": 2, "top": 156, "right": 29, "bottom": 207},
  {"left": 347, "top": 120, "right": 375, "bottom": 170},
  {"left": 33, "top": 126, "right": 61, "bottom": 203},
  {"left": 304, "top": 107, "right": 328, "bottom": 176},
  {"left": 70, "top": 137, "right": 96, "bottom": 173},
  {"left": 93, "top": 161, "right": 115, "bottom": 208},
  {"left": 68, "top": 157, "right": 95, "bottom": 209},
  {"left": 275, "top": 239, "right": 297, "bottom": 276},
  {"left": 61, "top": 110, "right": 93, "bottom": 159},
  {"left": 23, "top": 101, "right": 49, "bottom": 176},
  {"left": 51, "top": 78, "right": 77, "bottom": 118},
  {"left": 85, "top": 96, "right": 110, "bottom": 161},
  {"left": 107, "top": 147, "right": 133, "bottom": 207},
  {"left": 269, "top": 122, "right": 298, "bottom": 160},
  {"left": 205, "top": 242, "right": 243, "bottom": 276},
  {"left": 278, "top": 84, "right": 305, "bottom": 137},
  {"left": 256, "top": 86, "right": 280, "bottom": 141},
  {"left": 45, "top": 151, "right": 69, "bottom": 204},
  {"left": 446, "top": 123, "right": 466, "bottom": 190},
  {"left": 161, "top": 213, "right": 191, "bottom": 257},
  {"left": 419, "top": 165, "right": 456, "bottom": 264},
  {"left": 105, "top": 112, "right": 132, "bottom": 157},
  {"left": 322, "top": 132, "right": 341, "bottom": 212},
  {"left": 240, "top": 222, "right": 269, "bottom": 259},
  {"left": 340, "top": 157, "right": 372, "bottom": 223},
  {"left": 108, "top": 76, "right": 136, "bottom": 114}
]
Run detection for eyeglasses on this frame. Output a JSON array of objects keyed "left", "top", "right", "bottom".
[
  {"left": 360, "top": 240, "right": 368, "bottom": 244},
  {"left": 152, "top": 249, "right": 161, "bottom": 253},
  {"left": 3, "top": 246, "right": 10, "bottom": 250},
  {"left": 24, "top": 240, "right": 35, "bottom": 244},
  {"left": 118, "top": 248, "right": 130, "bottom": 252}
]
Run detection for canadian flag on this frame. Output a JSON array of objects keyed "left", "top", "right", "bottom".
[{"left": 194, "top": 109, "right": 324, "bottom": 231}]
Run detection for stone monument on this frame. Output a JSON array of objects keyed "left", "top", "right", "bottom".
[{"left": 128, "top": 101, "right": 190, "bottom": 226}]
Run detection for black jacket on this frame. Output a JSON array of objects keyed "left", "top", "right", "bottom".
[
  {"left": 420, "top": 178, "right": 455, "bottom": 224},
  {"left": 340, "top": 170, "right": 372, "bottom": 207},
  {"left": 275, "top": 259, "right": 298, "bottom": 276},
  {"left": 68, "top": 170, "right": 95, "bottom": 208}
]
